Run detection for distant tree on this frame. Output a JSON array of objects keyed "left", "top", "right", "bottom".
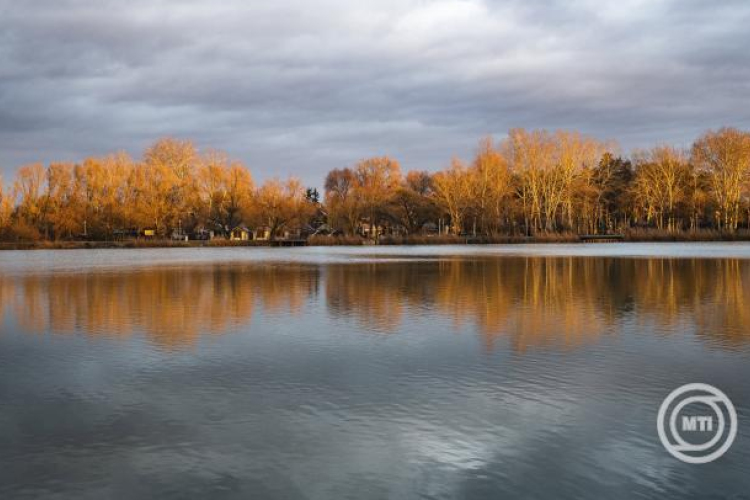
[
  {"left": 223, "top": 163, "right": 254, "bottom": 231},
  {"left": 0, "top": 177, "right": 14, "bottom": 236},
  {"left": 591, "top": 153, "right": 633, "bottom": 232},
  {"left": 196, "top": 150, "right": 231, "bottom": 231},
  {"left": 13, "top": 163, "right": 48, "bottom": 239},
  {"left": 390, "top": 171, "right": 438, "bottom": 234},
  {"left": 502, "top": 129, "right": 557, "bottom": 233},
  {"left": 143, "top": 138, "right": 198, "bottom": 232},
  {"left": 692, "top": 128, "right": 750, "bottom": 231},
  {"left": 254, "top": 178, "right": 312, "bottom": 240},
  {"left": 137, "top": 159, "right": 175, "bottom": 235},
  {"left": 94, "top": 153, "right": 136, "bottom": 236},
  {"left": 432, "top": 160, "right": 474, "bottom": 235},
  {"left": 470, "top": 137, "right": 513, "bottom": 235},
  {"left": 685, "top": 165, "right": 712, "bottom": 231},
  {"left": 74, "top": 156, "right": 124, "bottom": 239},
  {"left": 305, "top": 187, "right": 320, "bottom": 204},
  {"left": 144, "top": 138, "right": 197, "bottom": 183},
  {"left": 324, "top": 168, "right": 358, "bottom": 235},
  {"left": 193, "top": 152, "right": 253, "bottom": 235},
  {"left": 46, "top": 163, "right": 81, "bottom": 239},
  {"left": 353, "top": 157, "right": 402, "bottom": 239},
  {"left": 554, "top": 130, "right": 606, "bottom": 230},
  {"left": 632, "top": 146, "right": 690, "bottom": 231}
]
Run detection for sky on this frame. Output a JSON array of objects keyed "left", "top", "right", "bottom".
[{"left": 1, "top": 0, "right": 750, "bottom": 186}]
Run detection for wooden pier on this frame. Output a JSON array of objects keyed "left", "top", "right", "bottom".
[
  {"left": 579, "top": 234, "right": 625, "bottom": 243},
  {"left": 269, "top": 239, "right": 308, "bottom": 247}
]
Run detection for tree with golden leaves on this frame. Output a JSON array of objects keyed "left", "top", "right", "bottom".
[
  {"left": 324, "top": 167, "right": 359, "bottom": 235},
  {"left": 632, "top": 146, "right": 690, "bottom": 231},
  {"left": 72, "top": 155, "right": 133, "bottom": 238},
  {"left": 13, "top": 163, "right": 48, "bottom": 240},
  {"left": 196, "top": 150, "right": 230, "bottom": 230},
  {"left": 254, "top": 178, "right": 312, "bottom": 240},
  {"left": 692, "top": 128, "right": 750, "bottom": 231},
  {"left": 143, "top": 138, "right": 198, "bottom": 233},
  {"left": 46, "top": 163, "right": 81, "bottom": 239},
  {"left": 223, "top": 163, "right": 255, "bottom": 231},
  {"left": 133, "top": 159, "right": 173, "bottom": 234},
  {"left": 432, "top": 159, "right": 474, "bottom": 235},
  {"left": 194, "top": 153, "right": 254, "bottom": 235},
  {"left": 353, "top": 157, "right": 402, "bottom": 239},
  {"left": 0, "top": 177, "right": 14, "bottom": 236},
  {"left": 502, "top": 129, "right": 558, "bottom": 233},
  {"left": 555, "top": 130, "right": 607, "bottom": 230},
  {"left": 470, "top": 137, "right": 513, "bottom": 234},
  {"left": 144, "top": 138, "right": 197, "bottom": 183}
]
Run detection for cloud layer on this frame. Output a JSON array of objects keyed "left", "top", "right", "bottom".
[{"left": 1, "top": 0, "right": 749, "bottom": 184}]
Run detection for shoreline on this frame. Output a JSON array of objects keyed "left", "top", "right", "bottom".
[{"left": 2, "top": 231, "right": 750, "bottom": 251}]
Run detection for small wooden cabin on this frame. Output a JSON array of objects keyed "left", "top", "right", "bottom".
[{"left": 230, "top": 225, "right": 251, "bottom": 241}]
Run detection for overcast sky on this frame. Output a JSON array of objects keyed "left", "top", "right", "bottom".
[{"left": 1, "top": 0, "right": 749, "bottom": 185}]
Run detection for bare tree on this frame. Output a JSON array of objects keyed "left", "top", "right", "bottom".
[
  {"left": 692, "top": 128, "right": 750, "bottom": 231},
  {"left": 632, "top": 146, "right": 689, "bottom": 231},
  {"left": 324, "top": 168, "right": 359, "bottom": 235},
  {"left": 432, "top": 159, "right": 474, "bottom": 235}
]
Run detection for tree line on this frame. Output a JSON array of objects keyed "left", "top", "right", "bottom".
[
  {"left": 1, "top": 127, "right": 750, "bottom": 242},
  {"left": 0, "top": 139, "right": 316, "bottom": 241}
]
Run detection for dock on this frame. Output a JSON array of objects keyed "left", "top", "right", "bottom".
[
  {"left": 269, "top": 239, "right": 308, "bottom": 247},
  {"left": 579, "top": 234, "right": 625, "bottom": 242}
]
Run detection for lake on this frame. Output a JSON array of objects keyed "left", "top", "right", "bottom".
[{"left": 0, "top": 244, "right": 748, "bottom": 499}]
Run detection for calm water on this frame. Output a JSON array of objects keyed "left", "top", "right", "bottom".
[{"left": 0, "top": 244, "right": 749, "bottom": 499}]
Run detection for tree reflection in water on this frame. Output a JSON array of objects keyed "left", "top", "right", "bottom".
[{"left": 1, "top": 257, "right": 747, "bottom": 350}]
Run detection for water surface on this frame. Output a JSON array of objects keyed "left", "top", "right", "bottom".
[{"left": 1, "top": 244, "right": 749, "bottom": 499}]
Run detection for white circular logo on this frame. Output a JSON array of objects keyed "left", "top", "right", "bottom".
[{"left": 657, "top": 383, "right": 737, "bottom": 464}]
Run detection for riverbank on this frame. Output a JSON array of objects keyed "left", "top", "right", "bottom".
[
  {"left": 2, "top": 229, "right": 750, "bottom": 250},
  {"left": 0, "top": 239, "right": 269, "bottom": 251}
]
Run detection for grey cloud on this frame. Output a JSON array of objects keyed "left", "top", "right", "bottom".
[{"left": 1, "top": 0, "right": 749, "bottom": 186}]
